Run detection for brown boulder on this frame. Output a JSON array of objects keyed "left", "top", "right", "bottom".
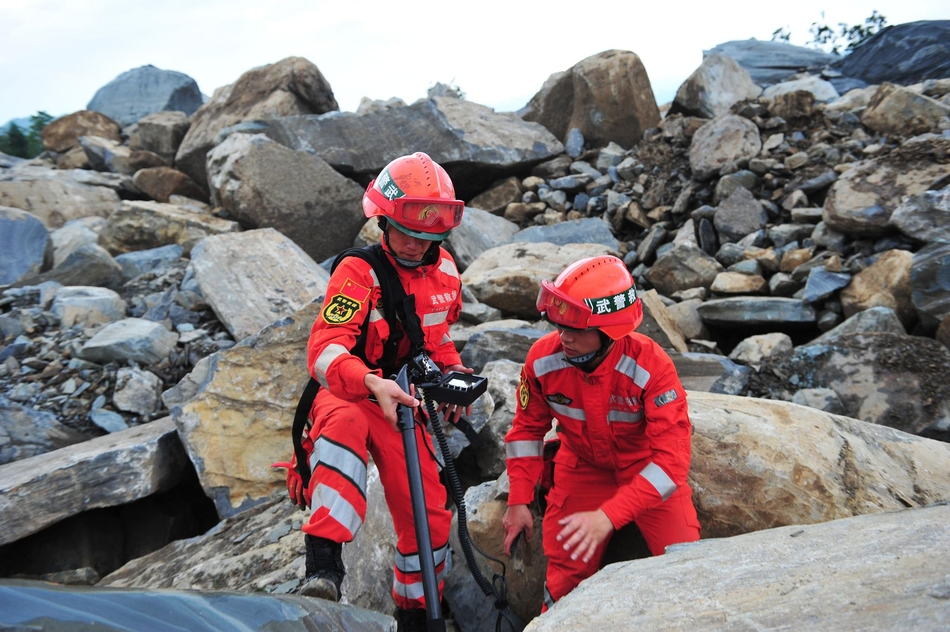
[{"left": 41, "top": 110, "right": 121, "bottom": 154}]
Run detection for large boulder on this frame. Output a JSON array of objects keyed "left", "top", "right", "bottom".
[
  {"left": 670, "top": 53, "right": 762, "bottom": 118},
  {"left": 688, "top": 114, "right": 762, "bottom": 181},
  {"left": 163, "top": 302, "right": 320, "bottom": 517},
  {"left": 519, "top": 50, "right": 660, "bottom": 149},
  {"left": 0, "top": 418, "right": 190, "bottom": 546},
  {"left": 0, "top": 206, "right": 52, "bottom": 285},
  {"left": 40, "top": 110, "right": 121, "bottom": 154},
  {"left": 831, "top": 20, "right": 950, "bottom": 86},
  {"left": 704, "top": 39, "right": 838, "bottom": 87},
  {"left": 86, "top": 65, "right": 204, "bottom": 127},
  {"left": 189, "top": 228, "right": 330, "bottom": 341},
  {"left": 526, "top": 504, "right": 950, "bottom": 631},
  {"left": 461, "top": 242, "right": 618, "bottom": 318},
  {"left": 205, "top": 133, "right": 365, "bottom": 263},
  {"left": 0, "top": 167, "right": 121, "bottom": 229},
  {"left": 245, "top": 97, "right": 563, "bottom": 200},
  {"left": 97, "top": 200, "right": 242, "bottom": 256},
  {"left": 174, "top": 57, "right": 339, "bottom": 188}
]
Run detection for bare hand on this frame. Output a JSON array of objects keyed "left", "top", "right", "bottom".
[
  {"left": 364, "top": 373, "right": 417, "bottom": 428},
  {"left": 437, "top": 364, "right": 473, "bottom": 424},
  {"left": 503, "top": 504, "right": 534, "bottom": 557},
  {"left": 556, "top": 509, "right": 615, "bottom": 564}
]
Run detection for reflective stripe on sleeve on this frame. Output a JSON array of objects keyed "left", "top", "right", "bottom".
[
  {"left": 395, "top": 542, "right": 450, "bottom": 574},
  {"left": 534, "top": 352, "right": 571, "bottom": 377},
  {"left": 506, "top": 440, "right": 543, "bottom": 459},
  {"left": 369, "top": 308, "right": 384, "bottom": 323},
  {"left": 311, "top": 483, "right": 364, "bottom": 538},
  {"left": 314, "top": 343, "right": 349, "bottom": 388},
  {"left": 543, "top": 583, "right": 555, "bottom": 609},
  {"left": 423, "top": 310, "right": 449, "bottom": 326},
  {"left": 308, "top": 436, "right": 368, "bottom": 499},
  {"left": 639, "top": 462, "right": 677, "bottom": 501},
  {"left": 607, "top": 409, "right": 644, "bottom": 424},
  {"left": 441, "top": 333, "right": 452, "bottom": 345},
  {"left": 548, "top": 401, "right": 586, "bottom": 421},
  {"left": 615, "top": 354, "right": 651, "bottom": 389}
]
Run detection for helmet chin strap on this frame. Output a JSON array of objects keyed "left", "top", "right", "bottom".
[
  {"left": 380, "top": 221, "right": 440, "bottom": 268},
  {"left": 565, "top": 332, "right": 613, "bottom": 370}
]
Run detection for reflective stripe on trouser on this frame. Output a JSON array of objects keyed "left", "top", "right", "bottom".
[
  {"left": 393, "top": 542, "right": 451, "bottom": 605},
  {"left": 540, "top": 458, "right": 700, "bottom": 609},
  {"left": 303, "top": 387, "right": 452, "bottom": 610}
]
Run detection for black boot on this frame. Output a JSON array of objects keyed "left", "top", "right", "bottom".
[
  {"left": 299, "top": 535, "right": 345, "bottom": 602},
  {"left": 395, "top": 607, "right": 428, "bottom": 632}
]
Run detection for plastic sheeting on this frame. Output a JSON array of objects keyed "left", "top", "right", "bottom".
[{"left": 0, "top": 579, "right": 393, "bottom": 631}]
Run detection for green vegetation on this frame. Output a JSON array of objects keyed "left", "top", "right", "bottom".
[
  {"left": 772, "top": 10, "right": 888, "bottom": 55},
  {"left": 0, "top": 111, "right": 55, "bottom": 159}
]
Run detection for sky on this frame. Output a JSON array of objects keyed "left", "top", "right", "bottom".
[{"left": 0, "top": 0, "right": 947, "bottom": 127}]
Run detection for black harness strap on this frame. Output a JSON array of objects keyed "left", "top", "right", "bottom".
[{"left": 292, "top": 244, "right": 431, "bottom": 488}]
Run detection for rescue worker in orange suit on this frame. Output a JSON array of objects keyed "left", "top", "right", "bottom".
[
  {"left": 502, "top": 255, "right": 701, "bottom": 611},
  {"left": 282, "top": 152, "right": 470, "bottom": 631}
]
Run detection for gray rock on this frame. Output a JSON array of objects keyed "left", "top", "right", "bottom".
[
  {"left": 644, "top": 245, "right": 724, "bottom": 296},
  {"left": 79, "top": 318, "right": 179, "bottom": 365},
  {"left": 20, "top": 243, "right": 123, "bottom": 290},
  {"left": 704, "top": 39, "right": 838, "bottom": 86},
  {"left": 189, "top": 228, "right": 329, "bottom": 341},
  {"left": 114, "top": 244, "right": 184, "bottom": 282},
  {"left": 911, "top": 241, "right": 950, "bottom": 327},
  {"left": 831, "top": 20, "right": 950, "bottom": 86},
  {"left": 671, "top": 53, "right": 762, "bottom": 119},
  {"left": 530, "top": 505, "right": 950, "bottom": 632},
  {"left": 87, "top": 65, "right": 203, "bottom": 127},
  {"left": 512, "top": 218, "right": 619, "bottom": 250},
  {"left": 0, "top": 166, "right": 121, "bottom": 229},
  {"left": 445, "top": 207, "right": 520, "bottom": 272},
  {"left": 0, "top": 395, "right": 93, "bottom": 465},
  {"left": 696, "top": 297, "right": 817, "bottom": 327},
  {"left": 792, "top": 387, "right": 845, "bottom": 414},
  {"left": 0, "top": 206, "right": 52, "bottom": 285},
  {"left": 251, "top": 97, "right": 563, "bottom": 199},
  {"left": 689, "top": 115, "right": 762, "bottom": 181},
  {"left": 129, "top": 111, "right": 190, "bottom": 163},
  {"left": 50, "top": 286, "right": 127, "bottom": 328},
  {"left": 714, "top": 187, "right": 768, "bottom": 243},
  {"left": 175, "top": 57, "right": 339, "bottom": 187},
  {"left": 89, "top": 407, "right": 129, "bottom": 433},
  {"left": 890, "top": 187, "right": 950, "bottom": 244},
  {"left": 459, "top": 328, "right": 547, "bottom": 374},
  {"left": 763, "top": 75, "right": 840, "bottom": 102},
  {"left": 811, "top": 306, "right": 906, "bottom": 345},
  {"left": 802, "top": 267, "right": 851, "bottom": 303},
  {"left": 668, "top": 352, "right": 751, "bottom": 395},
  {"left": 0, "top": 418, "right": 190, "bottom": 546},
  {"left": 206, "top": 133, "right": 366, "bottom": 263}
]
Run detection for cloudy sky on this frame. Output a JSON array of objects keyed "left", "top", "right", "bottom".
[{"left": 0, "top": 0, "right": 946, "bottom": 126}]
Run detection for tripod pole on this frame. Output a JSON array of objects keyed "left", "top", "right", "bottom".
[{"left": 395, "top": 365, "right": 445, "bottom": 631}]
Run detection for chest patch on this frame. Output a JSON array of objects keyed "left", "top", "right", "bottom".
[
  {"left": 546, "top": 393, "right": 573, "bottom": 406},
  {"left": 323, "top": 294, "right": 362, "bottom": 324},
  {"left": 654, "top": 389, "right": 678, "bottom": 407}
]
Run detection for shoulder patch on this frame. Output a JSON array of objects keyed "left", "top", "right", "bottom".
[
  {"left": 322, "top": 294, "right": 362, "bottom": 325},
  {"left": 518, "top": 377, "right": 530, "bottom": 410},
  {"left": 654, "top": 389, "right": 678, "bottom": 407}
]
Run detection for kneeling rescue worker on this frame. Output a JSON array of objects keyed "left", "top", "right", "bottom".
[
  {"left": 502, "top": 255, "right": 701, "bottom": 611},
  {"left": 280, "top": 152, "right": 471, "bottom": 631}
]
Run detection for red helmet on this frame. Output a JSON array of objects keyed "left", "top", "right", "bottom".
[
  {"left": 362, "top": 152, "right": 464, "bottom": 241},
  {"left": 537, "top": 255, "right": 643, "bottom": 340}
]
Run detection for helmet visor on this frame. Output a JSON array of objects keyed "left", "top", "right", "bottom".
[
  {"left": 366, "top": 181, "right": 464, "bottom": 232},
  {"left": 537, "top": 279, "right": 640, "bottom": 330},
  {"left": 537, "top": 280, "right": 593, "bottom": 330}
]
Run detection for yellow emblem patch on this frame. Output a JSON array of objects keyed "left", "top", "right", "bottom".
[
  {"left": 322, "top": 294, "right": 361, "bottom": 324},
  {"left": 518, "top": 378, "right": 530, "bottom": 410}
]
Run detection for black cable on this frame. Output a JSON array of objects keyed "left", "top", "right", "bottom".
[{"left": 420, "top": 392, "right": 525, "bottom": 632}]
